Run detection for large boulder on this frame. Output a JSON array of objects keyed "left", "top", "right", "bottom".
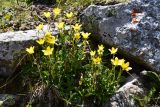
[
  {"left": 81, "top": 0, "right": 160, "bottom": 72},
  {"left": 0, "top": 25, "right": 58, "bottom": 77}
]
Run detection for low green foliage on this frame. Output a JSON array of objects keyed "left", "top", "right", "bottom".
[
  {"left": 135, "top": 71, "right": 160, "bottom": 107},
  {"left": 135, "top": 88, "right": 156, "bottom": 107},
  {"left": 141, "top": 71, "right": 160, "bottom": 90},
  {"left": 59, "top": 0, "right": 129, "bottom": 9},
  {"left": 0, "top": 0, "right": 31, "bottom": 32},
  {"left": 0, "top": 0, "right": 29, "bottom": 10}
]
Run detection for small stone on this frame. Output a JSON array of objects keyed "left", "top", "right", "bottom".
[{"left": 104, "top": 74, "right": 145, "bottom": 107}]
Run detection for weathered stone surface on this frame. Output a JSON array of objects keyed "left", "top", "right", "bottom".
[
  {"left": 0, "top": 25, "right": 58, "bottom": 77},
  {"left": 82, "top": 0, "right": 160, "bottom": 72},
  {"left": 104, "top": 74, "right": 145, "bottom": 107}
]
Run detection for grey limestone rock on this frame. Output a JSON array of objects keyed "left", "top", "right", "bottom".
[
  {"left": 81, "top": 0, "right": 160, "bottom": 72},
  {"left": 0, "top": 25, "right": 58, "bottom": 77}
]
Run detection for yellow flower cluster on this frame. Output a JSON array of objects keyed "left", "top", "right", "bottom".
[
  {"left": 28, "top": 7, "right": 132, "bottom": 71},
  {"left": 29, "top": 8, "right": 79, "bottom": 57},
  {"left": 71, "top": 23, "right": 91, "bottom": 41},
  {"left": 26, "top": 31, "right": 56, "bottom": 56},
  {"left": 43, "top": 7, "right": 62, "bottom": 19},
  {"left": 90, "top": 44, "right": 104, "bottom": 65},
  {"left": 109, "top": 47, "right": 132, "bottom": 71},
  {"left": 111, "top": 57, "right": 132, "bottom": 71}
]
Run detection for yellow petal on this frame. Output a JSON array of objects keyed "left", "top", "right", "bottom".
[
  {"left": 26, "top": 46, "right": 34, "bottom": 54},
  {"left": 53, "top": 8, "right": 61, "bottom": 16},
  {"left": 42, "top": 46, "right": 53, "bottom": 56},
  {"left": 56, "top": 22, "right": 65, "bottom": 30},
  {"left": 46, "top": 36, "right": 56, "bottom": 44},
  {"left": 126, "top": 67, "right": 132, "bottom": 71},
  {"left": 36, "top": 24, "right": 44, "bottom": 30},
  {"left": 97, "top": 45, "right": 104, "bottom": 55},
  {"left": 36, "top": 38, "right": 45, "bottom": 45},
  {"left": 118, "top": 59, "right": 125, "bottom": 66},
  {"left": 72, "top": 23, "right": 81, "bottom": 31},
  {"left": 74, "top": 32, "right": 81, "bottom": 40},
  {"left": 66, "top": 12, "right": 73, "bottom": 18},
  {"left": 90, "top": 50, "right": 96, "bottom": 57},
  {"left": 44, "top": 12, "right": 51, "bottom": 18},
  {"left": 111, "top": 57, "right": 119, "bottom": 66},
  {"left": 81, "top": 32, "right": 91, "bottom": 39},
  {"left": 45, "top": 32, "right": 52, "bottom": 38},
  {"left": 109, "top": 47, "right": 118, "bottom": 54}
]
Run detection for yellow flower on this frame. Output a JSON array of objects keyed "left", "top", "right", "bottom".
[
  {"left": 26, "top": 46, "right": 34, "bottom": 54},
  {"left": 90, "top": 50, "right": 96, "bottom": 57},
  {"left": 42, "top": 46, "right": 53, "bottom": 56},
  {"left": 4, "top": 13, "right": 12, "bottom": 21},
  {"left": 118, "top": 59, "right": 125, "bottom": 66},
  {"left": 53, "top": 8, "right": 61, "bottom": 17},
  {"left": 111, "top": 57, "right": 120, "bottom": 66},
  {"left": 36, "top": 38, "right": 45, "bottom": 45},
  {"left": 121, "top": 62, "right": 132, "bottom": 71},
  {"left": 74, "top": 32, "right": 81, "bottom": 40},
  {"left": 109, "top": 47, "right": 118, "bottom": 55},
  {"left": 44, "top": 12, "right": 51, "bottom": 18},
  {"left": 97, "top": 44, "right": 104, "bottom": 55},
  {"left": 36, "top": 24, "right": 44, "bottom": 30},
  {"left": 72, "top": 23, "right": 82, "bottom": 31},
  {"left": 93, "top": 57, "right": 101, "bottom": 65},
  {"left": 46, "top": 36, "right": 56, "bottom": 44},
  {"left": 45, "top": 32, "right": 52, "bottom": 38},
  {"left": 66, "top": 12, "right": 73, "bottom": 18},
  {"left": 56, "top": 22, "right": 65, "bottom": 30},
  {"left": 81, "top": 32, "right": 91, "bottom": 39}
]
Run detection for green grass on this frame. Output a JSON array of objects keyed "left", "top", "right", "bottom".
[
  {"left": 0, "top": 0, "right": 31, "bottom": 32},
  {"left": 59, "top": 0, "right": 129, "bottom": 8},
  {"left": 0, "top": 0, "right": 16, "bottom": 10},
  {"left": 56, "top": 0, "right": 129, "bottom": 14},
  {"left": 0, "top": 0, "right": 29, "bottom": 10}
]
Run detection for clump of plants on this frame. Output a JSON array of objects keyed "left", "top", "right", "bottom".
[
  {"left": 0, "top": 7, "right": 15, "bottom": 32},
  {"left": 135, "top": 71, "right": 160, "bottom": 107},
  {"left": 0, "top": 6, "right": 31, "bottom": 33},
  {"left": 24, "top": 7, "right": 132, "bottom": 106}
]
